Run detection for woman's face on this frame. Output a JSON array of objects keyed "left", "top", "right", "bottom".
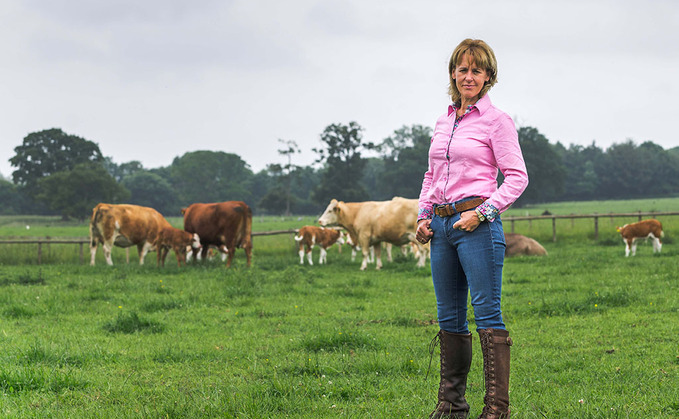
[{"left": 453, "top": 53, "right": 490, "bottom": 103}]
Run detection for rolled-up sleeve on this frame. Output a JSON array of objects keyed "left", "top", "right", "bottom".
[{"left": 486, "top": 114, "right": 528, "bottom": 213}]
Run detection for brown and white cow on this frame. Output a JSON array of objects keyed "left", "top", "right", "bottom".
[
  {"left": 504, "top": 233, "right": 547, "bottom": 257},
  {"left": 89, "top": 203, "right": 172, "bottom": 266},
  {"left": 156, "top": 226, "right": 201, "bottom": 267},
  {"left": 318, "top": 197, "right": 426, "bottom": 270},
  {"left": 182, "top": 201, "right": 253, "bottom": 267},
  {"left": 294, "top": 226, "right": 345, "bottom": 265},
  {"left": 616, "top": 219, "right": 663, "bottom": 257}
]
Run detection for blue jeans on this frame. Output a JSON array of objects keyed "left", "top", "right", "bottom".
[{"left": 429, "top": 200, "right": 507, "bottom": 334}]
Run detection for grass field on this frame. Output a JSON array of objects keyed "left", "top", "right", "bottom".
[{"left": 0, "top": 198, "right": 678, "bottom": 417}]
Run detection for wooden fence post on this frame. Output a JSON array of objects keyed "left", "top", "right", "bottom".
[
  {"left": 79, "top": 242, "right": 84, "bottom": 265},
  {"left": 37, "top": 241, "right": 42, "bottom": 265},
  {"left": 594, "top": 216, "right": 599, "bottom": 240},
  {"left": 552, "top": 217, "right": 556, "bottom": 242}
]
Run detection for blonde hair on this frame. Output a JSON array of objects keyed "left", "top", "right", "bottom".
[{"left": 447, "top": 39, "right": 498, "bottom": 104}]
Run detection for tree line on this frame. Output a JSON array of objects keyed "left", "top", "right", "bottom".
[{"left": 1, "top": 125, "right": 678, "bottom": 220}]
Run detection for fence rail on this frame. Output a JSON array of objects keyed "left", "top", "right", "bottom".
[
  {"left": 0, "top": 230, "right": 301, "bottom": 265},
  {"left": 2, "top": 213, "right": 678, "bottom": 264},
  {"left": 504, "top": 211, "right": 679, "bottom": 242}
]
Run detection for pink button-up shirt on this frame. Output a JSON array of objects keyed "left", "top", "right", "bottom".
[{"left": 418, "top": 94, "right": 528, "bottom": 219}]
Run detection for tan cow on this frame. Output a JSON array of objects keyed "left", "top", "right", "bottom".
[
  {"left": 89, "top": 203, "right": 172, "bottom": 266},
  {"left": 616, "top": 219, "right": 663, "bottom": 257},
  {"left": 504, "top": 233, "right": 547, "bottom": 257},
  {"left": 156, "top": 226, "right": 201, "bottom": 267},
  {"left": 318, "top": 197, "right": 426, "bottom": 270},
  {"left": 294, "top": 226, "right": 345, "bottom": 265}
]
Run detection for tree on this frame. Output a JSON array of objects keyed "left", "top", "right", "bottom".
[
  {"left": 277, "top": 139, "right": 301, "bottom": 216},
  {"left": 105, "top": 158, "right": 145, "bottom": 182},
  {"left": 375, "top": 125, "right": 432, "bottom": 200},
  {"left": 10, "top": 128, "right": 104, "bottom": 199},
  {"left": 0, "top": 179, "right": 27, "bottom": 215},
  {"left": 168, "top": 151, "right": 254, "bottom": 206},
  {"left": 36, "top": 163, "right": 130, "bottom": 220},
  {"left": 312, "top": 122, "right": 371, "bottom": 204},
  {"left": 515, "top": 126, "right": 565, "bottom": 205},
  {"left": 554, "top": 141, "right": 603, "bottom": 201},
  {"left": 121, "top": 171, "right": 178, "bottom": 216}
]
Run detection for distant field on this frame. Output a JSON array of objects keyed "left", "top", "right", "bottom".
[{"left": 0, "top": 199, "right": 678, "bottom": 417}]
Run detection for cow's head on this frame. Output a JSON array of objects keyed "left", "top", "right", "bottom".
[
  {"left": 190, "top": 233, "right": 201, "bottom": 249},
  {"left": 318, "top": 199, "right": 340, "bottom": 226}
]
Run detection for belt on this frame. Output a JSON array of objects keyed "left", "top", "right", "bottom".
[{"left": 434, "top": 198, "right": 486, "bottom": 217}]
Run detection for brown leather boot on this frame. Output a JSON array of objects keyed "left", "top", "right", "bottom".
[
  {"left": 478, "top": 328, "right": 512, "bottom": 419},
  {"left": 429, "top": 330, "right": 472, "bottom": 419}
]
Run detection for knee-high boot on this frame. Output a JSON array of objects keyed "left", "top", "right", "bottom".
[
  {"left": 478, "top": 328, "right": 512, "bottom": 419},
  {"left": 429, "top": 330, "right": 472, "bottom": 419}
]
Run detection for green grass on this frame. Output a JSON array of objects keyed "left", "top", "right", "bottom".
[{"left": 0, "top": 199, "right": 678, "bottom": 417}]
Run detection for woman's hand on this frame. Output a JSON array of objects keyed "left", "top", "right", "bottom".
[
  {"left": 453, "top": 211, "right": 482, "bottom": 232},
  {"left": 416, "top": 219, "right": 433, "bottom": 244}
]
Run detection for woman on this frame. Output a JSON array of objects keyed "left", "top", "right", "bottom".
[{"left": 417, "top": 39, "right": 528, "bottom": 419}]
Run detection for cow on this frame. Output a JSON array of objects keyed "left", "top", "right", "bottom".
[
  {"left": 89, "top": 203, "right": 173, "bottom": 266},
  {"left": 616, "top": 219, "right": 663, "bottom": 257},
  {"left": 294, "top": 226, "right": 345, "bottom": 265},
  {"left": 318, "top": 197, "right": 426, "bottom": 270},
  {"left": 504, "top": 233, "right": 547, "bottom": 257},
  {"left": 182, "top": 201, "right": 253, "bottom": 267},
  {"left": 156, "top": 226, "right": 202, "bottom": 267}
]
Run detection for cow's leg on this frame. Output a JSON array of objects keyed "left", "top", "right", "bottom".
[
  {"left": 307, "top": 245, "right": 314, "bottom": 265},
  {"left": 360, "top": 247, "right": 370, "bottom": 271},
  {"left": 90, "top": 242, "right": 99, "bottom": 266},
  {"left": 414, "top": 242, "right": 426, "bottom": 268},
  {"left": 319, "top": 247, "right": 327, "bottom": 264},
  {"left": 630, "top": 239, "right": 638, "bottom": 257},
  {"left": 351, "top": 247, "right": 358, "bottom": 262},
  {"left": 103, "top": 242, "right": 114, "bottom": 265},
  {"left": 624, "top": 239, "right": 630, "bottom": 257},
  {"left": 652, "top": 236, "right": 662, "bottom": 253},
  {"left": 225, "top": 246, "right": 235, "bottom": 268},
  {"left": 375, "top": 245, "right": 383, "bottom": 270},
  {"left": 139, "top": 242, "right": 153, "bottom": 265},
  {"left": 385, "top": 243, "right": 393, "bottom": 263},
  {"left": 298, "top": 246, "right": 305, "bottom": 264}
]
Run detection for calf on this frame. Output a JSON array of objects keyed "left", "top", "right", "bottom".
[
  {"left": 617, "top": 219, "right": 664, "bottom": 257},
  {"left": 294, "top": 226, "right": 345, "bottom": 265},
  {"left": 156, "top": 227, "right": 201, "bottom": 267}
]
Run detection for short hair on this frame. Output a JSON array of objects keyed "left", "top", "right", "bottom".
[{"left": 447, "top": 39, "right": 498, "bottom": 104}]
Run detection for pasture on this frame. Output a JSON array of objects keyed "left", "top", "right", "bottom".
[{"left": 0, "top": 198, "right": 678, "bottom": 417}]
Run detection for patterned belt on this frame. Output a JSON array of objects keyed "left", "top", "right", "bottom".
[{"left": 434, "top": 198, "right": 486, "bottom": 217}]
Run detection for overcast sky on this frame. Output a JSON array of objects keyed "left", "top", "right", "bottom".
[{"left": 2, "top": 0, "right": 678, "bottom": 181}]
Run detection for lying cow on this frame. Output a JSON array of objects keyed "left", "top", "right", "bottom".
[
  {"left": 616, "top": 219, "right": 663, "bottom": 257},
  {"left": 504, "top": 233, "right": 547, "bottom": 257},
  {"left": 318, "top": 197, "right": 426, "bottom": 270},
  {"left": 156, "top": 226, "right": 201, "bottom": 267},
  {"left": 89, "top": 203, "right": 172, "bottom": 266},
  {"left": 294, "top": 226, "right": 345, "bottom": 265},
  {"left": 182, "top": 201, "right": 253, "bottom": 267}
]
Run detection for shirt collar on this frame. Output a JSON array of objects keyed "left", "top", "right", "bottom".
[{"left": 447, "top": 94, "right": 492, "bottom": 117}]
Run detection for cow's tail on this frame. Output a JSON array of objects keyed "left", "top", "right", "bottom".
[
  {"left": 89, "top": 204, "right": 108, "bottom": 246},
  {"left": 243, "top": 205, "right": 253, "bottom": 249},
  {"left": 294, "top": 234, "right": 303, "bottom": 243}
]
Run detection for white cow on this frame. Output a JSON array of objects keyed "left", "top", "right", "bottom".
[{"left": 318, "top": 197, "right": 426, "bottom": 270}]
